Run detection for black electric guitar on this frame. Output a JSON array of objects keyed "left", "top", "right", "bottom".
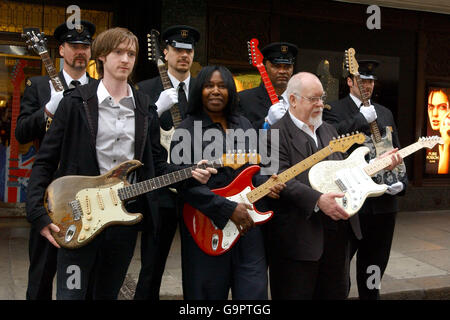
[{"left": 345, "top": 48, "right": 407, "bottom": 185}]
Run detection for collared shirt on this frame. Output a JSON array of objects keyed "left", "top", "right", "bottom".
[
  {"left": 96, "top": 80, "right": 136, "bottom": 174},
  {"left": 167, "top": 71, "right": 191, "bottom": 100},
  {"left": 62, "top": 69, "right": 88, "bottom": 86},
  {"left": 288, "top": 109, "right": 322, "bottom": 147},
  {"left": 349, "top": 93, "right": 371, "bottom": 108}
]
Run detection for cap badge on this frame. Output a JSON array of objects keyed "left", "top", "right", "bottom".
[
  {"left": 181, "top": 30, "right": 188, "bottom": 38},
  {"left": 281, "top": 45, "right": 288, "bottom": 53},
  {"left": 75, "top": 24, "right": 84, "bottom": 34}
]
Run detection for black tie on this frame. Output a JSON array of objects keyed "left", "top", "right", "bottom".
[
  {"left": 178, "top": 82, "right": 188, "bottom": 115},
  {"left": 70, "top": 80, "right": 81, "bottom": 89}
]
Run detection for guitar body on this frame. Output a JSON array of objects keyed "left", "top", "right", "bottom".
[
  {"left": 183, "top": 165, "right": 273, "bottom": 256},
  {"left": 365, "top": 126, "right": 407, "bottom": 185},
  {"left": 45, "top": 160, "right": 143, "bottom": 249},
  {"left": 309, "top": 146, "right": 388, "bottom": 216},
  {"left": 160, "top": 126, "right": 175, "bottom": 159}
]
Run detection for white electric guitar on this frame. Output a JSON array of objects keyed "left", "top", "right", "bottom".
[{"left": 309, "top": 136, "right": 443, "bottom": 216}]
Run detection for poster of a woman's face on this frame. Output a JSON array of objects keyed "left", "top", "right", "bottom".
[{"left": 426, "top": 87, "right": 450, "bottom": 175}]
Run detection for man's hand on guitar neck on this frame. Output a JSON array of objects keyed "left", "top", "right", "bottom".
[
  {"left": 191, "top": 159, "right": 218, "bottom": 184},
  {"left": 376, "top": 148, "right": 403, "bottom": 171},
  {"left": 360, "top": 104, "right": 377, "bottom": 123},
  {"left": 40, "top": 223, "right": 61, "bottom": 248},
  {"left": 44, "top": 80, "right": 64, "bottom": 119},
  {"left": 155, "top": 88, "right": 178, "bottom": 116}
]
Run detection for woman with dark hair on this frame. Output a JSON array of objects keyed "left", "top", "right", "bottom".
[{"left": 171, "top": 65, "right": 284, "bottom": 300}]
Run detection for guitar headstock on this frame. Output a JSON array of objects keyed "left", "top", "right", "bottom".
[
  {"left": 11, "top": 59, "right": 27, "bottom": 89},
  {"left": 418, "top": 136, "right": 444, "bottom": 149},
  {"left": 329, "top": 132, "right": 365, "bottom": 153},
  {"left": 345, "top": 48, "right": 359, "bottom": 76},
  {"left": 147, "top": 29, "right": 164, "bottom": 65},
  {"left": 222, "top": 150, "right": 261, "bottom": 170},
  {"left": 247, "top": 38, "right": 264, "bottom": 68},
  {"left": 22, "top": 28, "right": 48, "bottom": 56}
]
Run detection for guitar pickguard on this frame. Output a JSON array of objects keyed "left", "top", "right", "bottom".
[{"left": 364, "top": 126, "right": 407, "bottom": 185}]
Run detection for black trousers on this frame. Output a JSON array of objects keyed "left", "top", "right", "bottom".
[
  {"left": 350, "top": 211, "right": 397, "bottom": 300},
  {"left": 269, "top": 223, "right": 351, "bottom": 300},
  {"left": 134, "top": 206, "right": 179, "bottom": 300},
  {"left": 26, "top": 226, "right": 57, "bottom": 300},
  {"left": 56, "top": 225, "right": 138, "bottom": 300},
  {"left": 180, "top": 221, "right": 268, "bottom": 300}
]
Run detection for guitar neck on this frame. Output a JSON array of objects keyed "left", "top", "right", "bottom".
[
  {"left": 40, "top": 51, "right": 66, "bottom": 91},
  {"left": 117, "top": 161, "right": 223, "bottom": 201},
  {"left": 256, "top": 64, "right": 279, "bottom": 105},
  {"left": 354, "top": 75, "right": 382, "bottom": 142},
  {"left": 157, "top": 61, "right": 183, "bottom": 127},
  {"left": 246, "top": 146, "right": 333, "bottom": 203},
  {"left": 364, "top": 141, "right": 423, "bottom": 177}
]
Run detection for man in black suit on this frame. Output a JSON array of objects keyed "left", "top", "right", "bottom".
[
  {"left": 15, "top": 20, "right": 96, "bottom": 300},
  {"left": 134, "top": 25, "right": 200, "bottom": 300},
  {"left": 238, "top": 42, "right": 298, "bottom": 130},
  {"left": 323, "top": 60, "right": 408, "bottom": 299},
  {"left": 25, "top": 27, "right": 214, "bottom": 299},
  {"left": 267, "top": 72, "right": 363, "bottom": 299}
]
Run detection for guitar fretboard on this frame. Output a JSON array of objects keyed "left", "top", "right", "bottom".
[
  {"left": 256, "top": 64, "right": 279, "bottom": 105},
  {"left": 247, "top": 146, "right": 333, "bottom": 203},
  {"left": 364, "top": 141, "right": 425, "bottom": 177},
  {"left": 40, "top": 51, "right": 65, "bottom": 92},
  {"left": 157, "top": 59, "right": 183, "bottom": 127},
  {"left": 117, "top": 161, "right": 223, "bottom": 201},
  {"left": 354, "top": 75, "right": 382, "bottom": 143}
]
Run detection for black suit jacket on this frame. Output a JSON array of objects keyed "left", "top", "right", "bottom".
[
  {"left": 15, "top": 71, "right": 93, "bottom": 144},
  {"left": 323, "top": 95, "right": 408, "bottom": 214},
  {"left": 267, "top": 113, "right": 362, "bottom": 261},
  {"left": 238, "top": 82, "right": 272, "bottom": 130},
  {"left": 26, "top": 80, "right": 184, "bottom": 233}
]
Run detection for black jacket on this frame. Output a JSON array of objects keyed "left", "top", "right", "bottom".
[
  {"left": 171, "top": 111, "right": 268, "bottom": 230},
  {"left": 323, "top": 95, "right": 408, "bottom": 214},
  {"left": 15, "top": 71, "right": 94, "bottom": 144},
  {"left": 238, "top": 82, "right": 272, "bottom": 130},
  {"left": 26, "top": 80, "right": 184, "bottom": 232},
  {"left": 267, "top": 113, "right": 362, "bottom": 261}
]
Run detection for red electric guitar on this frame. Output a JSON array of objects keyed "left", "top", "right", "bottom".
[
  {"left": 183, "top": 132, "right": 365, "bottom": 255},
  {"left": 248, "top": 38, "right": 279, "bottom": 105}
]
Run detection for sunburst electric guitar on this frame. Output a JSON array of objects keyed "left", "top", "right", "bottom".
[
  {"left": 45, "top": 152, "right": 255, "bottom": 249},
  {"left": 309, "top": 136, "right": 443, "bottom": 216},
  {"left": 183, "top": 132, "right": 365, "bottom": 256},
  {"left": 345, "top": 48, "right": 407, "bottom": 185},
  {"left": 22, "top": 28, "right": 67, "bottom": 131}
]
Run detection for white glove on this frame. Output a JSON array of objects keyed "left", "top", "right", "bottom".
[
  {"left": 266, "top": 102, "right": 287, "bottom": 125},
  {"left": 44, "top": 80, "right": 64, "bottom": 117},
  {"left": 360, "top": 104, "right": 377, "bottom": 123},
  {"left": 155, "top": 88, "right": 178, "bottom": 116},
  {"left": 385, "top": 181, "right": 404, "bottom": 195}
]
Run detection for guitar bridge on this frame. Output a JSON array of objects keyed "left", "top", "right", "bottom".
[{"left": 69, "top": 199, "right": 82, "bottom": 221}]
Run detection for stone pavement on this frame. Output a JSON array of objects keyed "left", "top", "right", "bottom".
[{"left": 1, "top": 210, "right": 450, "bottom": 300}]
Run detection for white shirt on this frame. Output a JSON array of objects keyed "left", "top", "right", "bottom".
[
  {"left": 288, "top": 109, "right": 321, "bottom": 147},
  {"left": 167, "top": 71, "right": 191, "bottom": 100},
  {"left": 63, "top": 69, "right": 88, "bottom": 86},
  {"left": 96, "top": 80, "right": 136, "bottom": 174}
]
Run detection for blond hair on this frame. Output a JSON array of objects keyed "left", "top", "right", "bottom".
[{"left": 91, "top": 27, "right": 139, "bottom": 79}]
